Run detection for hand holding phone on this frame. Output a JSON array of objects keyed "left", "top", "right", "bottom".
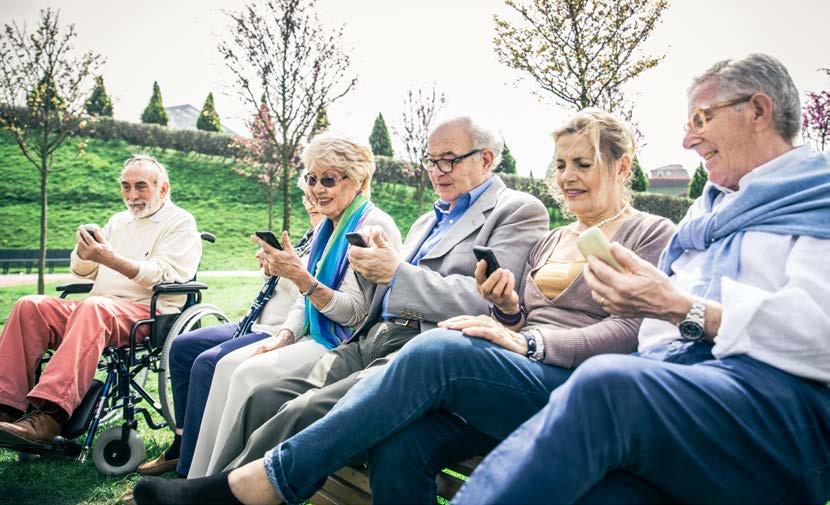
[
  {"left": 255, "top": 230, "right": 284, "bottom": 250},
  {"left": 82, "top": 224, "right": 101, "bottom": 243},
  {"left": 346, "top": 232, "right": 368, "bottom": 248},
  {"left": 473, "top": 246, "right": 501, "bottom": 277},
  {"left": 576, "top": 227, "right": 624, "bottom": 272}
]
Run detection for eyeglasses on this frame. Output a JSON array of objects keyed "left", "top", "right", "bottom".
[
  {"left": 684, "top": 95, "right": 753, "bottom": 134},
  {"left": 420, "top": 149, "right": 482, "bottom": 174},
  {"left": 304, "top": 173, "right": 345, "bottom": 188}
]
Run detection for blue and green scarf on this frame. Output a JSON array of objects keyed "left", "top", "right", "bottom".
[{"left": 304, "top": 194, "right": 374, "bottom": 349}]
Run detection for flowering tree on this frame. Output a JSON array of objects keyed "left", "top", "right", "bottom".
[
  {"left": 219, "top": 0, "right": 357, "bottom": 232},
  {"left": 232, "top": 99, "right": 286, "bottom": 229},
  {"left": 802, "top": 90, "right": 830, "bottom": 152},
  {"left": 392, "top": 84, "right": 446, "bottom": 209},
  {"left": 0, "top": 8, "right": 103, "bottom": 293}
]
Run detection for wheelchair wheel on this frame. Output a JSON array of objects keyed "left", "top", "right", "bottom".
[
  {"left": 157, "top": 303, "right": 229, "bottom": 430},
  {"left": 92, "top": 426, "right": 145, "bottom": 475}
]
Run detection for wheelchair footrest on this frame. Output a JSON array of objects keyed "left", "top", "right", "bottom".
[{"left": 62, "top": 379, "right": 105, "bottom": 439}]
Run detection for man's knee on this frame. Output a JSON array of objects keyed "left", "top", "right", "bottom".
[
  {"left": 397, "top": 328, "right": 471, "bottom": 363},
  {"left": 11, "top": 295, "right": 51, "bottom": 319},
  {"left": 563, "top": 354, "right": 656, "bottom": 405}
]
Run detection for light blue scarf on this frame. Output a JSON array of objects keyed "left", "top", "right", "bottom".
[{"left": 658, "top": 149, "right": 830, "bottom": 301}]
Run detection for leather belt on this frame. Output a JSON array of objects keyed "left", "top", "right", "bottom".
[{"left": 387, "top": 317, "right": 420, "bottom": 330}]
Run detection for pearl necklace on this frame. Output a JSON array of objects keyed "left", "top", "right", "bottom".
[{"left": 569, "top": 205, "right": 631, "bottom": 237}]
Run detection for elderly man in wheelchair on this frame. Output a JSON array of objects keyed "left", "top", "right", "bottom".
[{"left": 0, "top": 154, "right": 222, "bottom": 475}]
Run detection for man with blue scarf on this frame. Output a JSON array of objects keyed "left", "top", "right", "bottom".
[{"left": 449, "top": 54, "right": 830, "bottom": 505}]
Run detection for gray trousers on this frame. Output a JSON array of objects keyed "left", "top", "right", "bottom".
[{"left": 212, "top": 321, "right": 420, "bottom": 473}]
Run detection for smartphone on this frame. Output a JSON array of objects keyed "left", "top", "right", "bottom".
[
  {"left": 83, "top": 225, "right": 100, "bottom": 242},
  {"left": 345, "top": 232, "right": 368, "bottom": 248},
  {"left": 473, "top": 246, "right": 501, "bottom": 277},
  {"left": 576, "top": 227, "right": 624, "bottom": 272},
  {"left": 255, "top": 230, "right": 283, "bottom": 250}
]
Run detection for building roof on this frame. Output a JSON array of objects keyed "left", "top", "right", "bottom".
[
  {"left": 165, "top": 104, "right": 237, "bottom": 136},
  {"left": 650, "top": 163, "right": 689, "bottom": 178}
]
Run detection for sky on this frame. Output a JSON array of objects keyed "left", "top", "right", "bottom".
[{"left": 2, "top": 0, "right": 828, "bottom": 177}]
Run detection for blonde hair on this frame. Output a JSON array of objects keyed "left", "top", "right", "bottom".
[
  {"left": 302, "top": 134, "right": 375, "bottom": 198},
  {"left": 546, "top": 108, "right": 636, "bottom": 215}
]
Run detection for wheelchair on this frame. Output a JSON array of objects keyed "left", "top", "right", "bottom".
[{"left": 8, "top": 232, "right": 229, "bottom": 475}]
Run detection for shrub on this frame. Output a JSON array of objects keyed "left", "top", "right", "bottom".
[
  {"left": 497, "top": 143, "right": 516, "bottom": 174},
  {"left": 197, "top": 92, "right": 222, "bottom": 132},
  {"left": 631, "top": 157, "right": 648, "bottom": 191},
  {"left": 86, "top": 76, "right": 113, "bottom": 117},
  {"left": 141, "top": 81, "right": 168, "bottom": 126},
  {"left": 687, "top": 163, "right": 707, "bottom": 199},
  {"left": 369, "top": 113, "right": 393, "bottom": 157}
]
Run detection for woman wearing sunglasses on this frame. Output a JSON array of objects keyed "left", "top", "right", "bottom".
[{"left": 138, "top": 134, "right": 401, "bottom": 480}]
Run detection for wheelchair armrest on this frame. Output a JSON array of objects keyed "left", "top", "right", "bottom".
[
  {"left": 56, "top": 282, "right": 94, "bottom": 295},
  {"left": 152, "top": 281, "right": 209, "bottom": 295}
]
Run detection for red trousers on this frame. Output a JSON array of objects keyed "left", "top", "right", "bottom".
[{"left": 0, "top": 295, "right": 150, "bottom": 417}]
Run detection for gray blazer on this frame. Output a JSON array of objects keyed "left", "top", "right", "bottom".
[{"left": 355, "top": 176, "right": 549, "bottom": 335}]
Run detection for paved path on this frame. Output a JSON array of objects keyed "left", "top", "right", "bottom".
[{"left": 0, "top": 270, "right": 261, "bottom": 288}]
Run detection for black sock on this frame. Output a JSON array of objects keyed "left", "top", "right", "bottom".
[
  {"left": 164, "top": 433, "right": 182, "bottom": 460},
  {"left": 0, "top": 404, "right": 24, "bottom": 420},
  {"left": 134, "top": 472, "right": 243, "bottom": 505}
]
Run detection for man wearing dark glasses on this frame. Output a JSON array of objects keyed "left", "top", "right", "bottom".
[{"left": 196, "top": 116, "right": 550, "bottom": 476}]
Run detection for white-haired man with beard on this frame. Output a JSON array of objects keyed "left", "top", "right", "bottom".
[{"left": 0, "top": 154, "right": 201, "bottom": 450}]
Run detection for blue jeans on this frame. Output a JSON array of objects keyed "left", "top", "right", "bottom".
[
  {"left": 168, "top": 322, "right": 269, "bottom": 475},
  {"left": 452, "top": 349, "right": 830, "bottom": 505},
  {"left": 261, "top": 328, "right": 574, "bottom": 504}
]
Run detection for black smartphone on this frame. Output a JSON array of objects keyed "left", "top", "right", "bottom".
[
  {"left": 473, "top": 246, "right": 501, "bottom": 277},
  {"left": 255, "top": 230, "right": 283, "bottom": 250},
  {"left": 345, "top": 232, "right": 368, "bottom": 248},
  {"left": 84, "top": 225, "right": 100, "bottom": 242}
]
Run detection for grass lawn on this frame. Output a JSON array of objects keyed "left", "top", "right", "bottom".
[{"left": 0, "top": 276, "right": 262, "bottom": 505}]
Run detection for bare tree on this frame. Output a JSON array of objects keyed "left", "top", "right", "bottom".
[
  {"left": 0, "top": 9, "right": 103, "bottom": 294},
  {"left": 393, "top": 84, "right": 446, "bottom": 209},
  {"left": 493, "top": 0, "right": 667, "bottom": 143},
  {"left": 219, "top": 0, "right": 357, "bottom": 232}
]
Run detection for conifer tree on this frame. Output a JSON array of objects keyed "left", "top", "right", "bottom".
[
  {"left": 631, "top": 157, "right": 648, "bottom": 191},
  {"left": 369, "top": 112, "right": 393, "bottom": 156},
  {"left": 141, "top": 81, "right": 168, "bottom": 125},
  {"left": 310, "top": 106, "right": 329, "bottom": 138},
  {"left": 497, "top": 142, "right": 516, "bottom": 173},
  {"left": 197, "top": 92, "right": 222, "bottom": 132},
  {"left": 86, "top": 75, "right": 113, "bottom": 116},
  {"left": 687, "top": 163, "right": 707, "bottom": 198}
]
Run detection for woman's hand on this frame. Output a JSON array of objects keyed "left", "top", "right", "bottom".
[
  {"left": 438, "top": 314, "right": 528, "bottom": 356},
  {"left": 475, "top": 260, "right": 520, "bottom": 315},
  {"left": 252, "top": 231, "right": 308, "bottom": 283},
  {"left": 252, "top": 329, "right": 295, "bottom": 356}
]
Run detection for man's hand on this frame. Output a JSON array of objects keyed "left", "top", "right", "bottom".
[
  {"left": 438, "top": 314, "right": 528, "bottom": 356},
  {"left": 252, "top": 231, "right": 307, "bottom": 284},
  {"left": 475, "top": 260, "right": 520, "bottom": 314},
  {"left": 76, "top": 225, "right": 115, "bottom": 265},
  {"left": 252, "top": 329, "right": 295, "bottom": 356},
  {"left": 348, "top": 227, "right": 401, "bottom": 284},
  {"left": 583, "top": 242, "right": 692, "bottom": 324}
]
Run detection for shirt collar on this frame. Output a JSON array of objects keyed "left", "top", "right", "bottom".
[{"left": 432, "top": 175, "right": 496, "bottom": 219}]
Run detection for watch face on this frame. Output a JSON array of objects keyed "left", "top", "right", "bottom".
[{"left": 679, "top": 321, "right": 705, "bottom": 341}]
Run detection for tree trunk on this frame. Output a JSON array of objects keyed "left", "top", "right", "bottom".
[
  {"left": 281, "top": 163, "right": 291, "bottom": 233},
  {"left": 38, "top": 158, "right": 48, "bottom": 295},
  {"left": 268, "top": 179, "right": 274, "bottom": 230}
]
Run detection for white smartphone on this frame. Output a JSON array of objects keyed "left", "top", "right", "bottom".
[{"left": 576, "top": 227, "right": 624, "bottom": 272}]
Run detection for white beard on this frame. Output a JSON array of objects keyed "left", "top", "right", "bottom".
[{"left": 125, "top": 193, "right": 163, "bottom": 218}]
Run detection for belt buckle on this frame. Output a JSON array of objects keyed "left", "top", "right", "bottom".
[{"left": 392, "top": 317, "right": 411, "bottom": 327}]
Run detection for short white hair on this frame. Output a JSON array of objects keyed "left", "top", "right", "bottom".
[
  {"left": 432, "top": 116, "right": 504, "bottom": 169},
  {"left": 122, "top": 153, "right": 171, "bottom": 198}
]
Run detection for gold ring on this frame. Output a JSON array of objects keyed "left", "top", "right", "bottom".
[{"left": 599, "top": 296, "right": 606, "bottom": 305}]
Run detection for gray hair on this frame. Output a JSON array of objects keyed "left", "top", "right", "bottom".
[
  {"left": 437, "top": 116, "right": 504, "bottom": 169},
  {"left": 689, "top": 53, "right": 801, "bottom": 142},
  {"left": 122, "top": 153, "right": 170, "bottom": 188}
]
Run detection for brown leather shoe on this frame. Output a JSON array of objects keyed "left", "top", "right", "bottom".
[
  {"left": 137, "top": 453, "right": 179, "bottom": 476},
  {"left": 0, "top": 411, "right": 61, "bottom": 448}
]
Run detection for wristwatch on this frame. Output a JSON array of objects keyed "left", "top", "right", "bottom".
[{"left": 678, "top": 298, "right": 706, "bottom": 341}]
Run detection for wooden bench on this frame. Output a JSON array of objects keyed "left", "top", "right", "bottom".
[
  {"left": 0, "top": 248, "right": 73, "bottom": 274},
  {"left": 310, "top": 457, "right": 482, "bottom": 505}
]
